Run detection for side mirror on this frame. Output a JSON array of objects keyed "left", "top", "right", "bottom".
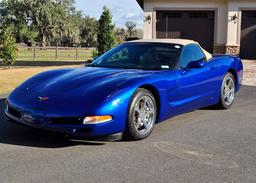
[{"left": 186, "top": 59, "right": 205, "bottom": 69}]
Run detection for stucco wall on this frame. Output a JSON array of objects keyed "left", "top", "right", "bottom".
[
  {"left": 143, "top": 0, "right": 228, "bottom": 46},
  {"left": 142, "top": 0, "right": 256, "bottom": 55},
  {"left": 227, "top": 0, "right": 256, "bottom": 46}
]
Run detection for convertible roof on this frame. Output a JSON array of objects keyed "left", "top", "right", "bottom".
[
  {"left": 129, "top": 39, "right": 212, "bottom": 60},
  {"left": 130, "top": 39, "right": 196, "bottom": 45}
]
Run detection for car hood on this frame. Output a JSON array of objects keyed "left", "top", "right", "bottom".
[
  {"left": 24, "top": 67, "right": 158, "bottom": 95},
  {"left": 8, "top": 67, "right": 163, "bottom": 116}
]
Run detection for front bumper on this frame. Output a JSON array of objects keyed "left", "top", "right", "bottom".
[{"left": 5, "top": 107, "right": 119, "bottom": 137}]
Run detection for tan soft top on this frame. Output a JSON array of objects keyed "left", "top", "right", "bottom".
[{"left": 129, "top": 39, "right": 212, "bottom": 60}]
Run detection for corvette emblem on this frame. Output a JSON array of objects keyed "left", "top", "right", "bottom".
[{"left": 38, "top": 96, "right": 49, "bottom": 102}]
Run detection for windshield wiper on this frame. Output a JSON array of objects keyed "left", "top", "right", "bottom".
[{"left": 86, "top": 63, "right": 96, "bottom": 67}]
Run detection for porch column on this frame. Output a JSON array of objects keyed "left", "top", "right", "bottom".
[{"left": 226, "top": 0, "right": 240, "bottom": 55}]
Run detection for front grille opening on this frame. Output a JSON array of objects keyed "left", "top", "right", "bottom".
[
  {"left": 8, "top": 106, "right": 22, "bottom": 119},
  {"left": 75, "top": 128, "right": 92, "bottom": 133},
  {"left": 48, "top": 117, "right": 83, "bottom": 125}
]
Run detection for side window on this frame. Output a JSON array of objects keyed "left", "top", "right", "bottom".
[
  {"left": 193, "top": 45, "right": 206, "bottom": 61},
  {"left": 180, "top": 45, "right": 194, "bottom": 68},
  {"left": 180, "top": 44, "right": 206, "bottom": 68}
]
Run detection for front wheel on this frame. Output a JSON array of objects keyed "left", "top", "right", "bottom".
[
  {"left": 218, "top": 72, "right": 236, "bottom": 109},
  {"left": 124, "top": 88, "right": 157, "bottom": 140}
]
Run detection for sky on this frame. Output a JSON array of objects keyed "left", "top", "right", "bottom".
[{"left": 75, "top": 0, "right": 143, "bottom": 28}]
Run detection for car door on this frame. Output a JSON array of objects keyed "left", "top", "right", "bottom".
[{"left": 176, "top": 44, "right": 218, "bottom": 112}]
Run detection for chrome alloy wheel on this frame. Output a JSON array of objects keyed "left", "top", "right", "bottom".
[
  {"left": 132, "top": 96, "right": 156, "bottom": 135},
  {"left": 223, "top": 76, "right": 235, "bottom": 106}
]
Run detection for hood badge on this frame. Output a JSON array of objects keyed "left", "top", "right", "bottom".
[{"left": 38, "top": 96, "right": 49, "bottom": 102}]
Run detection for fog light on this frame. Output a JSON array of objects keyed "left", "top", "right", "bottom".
[{"left": 83, "top": 115, "right": 112, "bottom": 124}]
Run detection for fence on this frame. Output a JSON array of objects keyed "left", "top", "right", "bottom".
[{"left": 16, "top": 47, "right": 93, "bottom": 61}]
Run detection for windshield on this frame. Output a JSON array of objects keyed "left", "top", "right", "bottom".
[{"left": 91, "top": 43, "right": 183, "bottom": 70}]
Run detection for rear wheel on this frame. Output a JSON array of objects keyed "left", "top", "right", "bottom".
[
  {"left": 218, "top": 72, "right": 236, "bottom": 109},
  {"left": 124, "top": 88, "right": 157, "bottom": 140}
]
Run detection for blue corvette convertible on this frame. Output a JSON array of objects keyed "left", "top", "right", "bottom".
[{"left": 5, "top": 39, "right": 243, "bottom": 140}]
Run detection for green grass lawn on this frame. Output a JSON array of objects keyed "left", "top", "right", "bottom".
[
  {"left": 0, "top": 65, "right": 82, "bottom": 95},
  {"left": 16, "top": 47, "right": 93, "bottom": 61},
  {"left": 0, "top": 47, "right": 92, "bottom": 95}
]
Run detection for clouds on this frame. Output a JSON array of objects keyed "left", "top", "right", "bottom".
[
  {"left": 112, "top": 7, "right": 143, "bottom": 28},
  {"left": 110, "top": 5, "right": 144, "bottom": 28},
  {"left": 123, "top": 12, "right": 142, "bottom": 20},
  {"left": 75, "top": 0, "right": 143, "bottom": 28}
]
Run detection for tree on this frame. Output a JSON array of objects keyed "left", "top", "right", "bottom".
[
  {"left": 0, "top": 0, "right": 84, "bottom": 47},
  {"left": 25, "top": 0, "right": 62, "bottom": 46},
  {"left": 51, "top": 0, "right": 83, "bottom": 46},
  {"left": 19, "top": 26, "right": 38, "bottom": 46},
  {"left": 0, "top": 0, "right": 53, "bottom": 46},
  {"left": 0, "top": 26, "right": 16, "bottom": 67},
  {"left": 125, "top": 21, "right": 137, "bottom": 37},
  {"left": 97, "top": 6, "right": 115, "bottom": 56},
  {"left": 0, "top": 0, "right": 28, "bottom": 42},
  {"left": 80, "top": 16, "right": 98, "bottom": 47},
  {"left": 114, "top": 28, "right": 126, "bottom": 44},
  {"left": 0, "top": 1, "right": 8, "bottom": 34}
]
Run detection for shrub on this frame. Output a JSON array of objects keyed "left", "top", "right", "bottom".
[
  {"left": 0, "top": 27, "right": 17, "bottom": 67},
  {"left": 92, "top": 49, "right": 99, "bottom": 58}
]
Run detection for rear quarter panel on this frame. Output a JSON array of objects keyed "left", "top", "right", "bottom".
[{"left": 210, "top": 55, "right": 243, "bottom": 93}]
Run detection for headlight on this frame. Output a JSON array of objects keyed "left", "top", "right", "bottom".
[{"left": 83, "top": 115, "right": 112, "bottom": 124}]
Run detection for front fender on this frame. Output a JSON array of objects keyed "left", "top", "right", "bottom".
[{"left": 94, "top": 86, "right": 137, "bottom": 133}]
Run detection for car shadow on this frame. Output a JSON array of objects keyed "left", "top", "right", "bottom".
[
  {"left": 199, "top": 85, "right": 246, "bottom": 111},
  {"left": 0, "top": 98, "right": 105, "bottom": 148},
  {"left": 199, "top": 105, "right": 220, "bottom": 111}
]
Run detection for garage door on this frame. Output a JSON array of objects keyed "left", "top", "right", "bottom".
[
  {"left": 156, "top": 11, "right": 215, "bottom": 53},
  {"left": 240, "top": 11, "right": 256, "bottom": 59}
]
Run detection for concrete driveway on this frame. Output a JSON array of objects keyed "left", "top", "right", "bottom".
[
  {"left": 242, "top": 60, "right": 256, "bottom": 86},
  {"left": 0, "top": 85, "right": 255, "bottom": 183}
]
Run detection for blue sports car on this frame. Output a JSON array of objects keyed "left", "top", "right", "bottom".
[{"left": 5, "top": 39, "right": 243, "bottom": 140}]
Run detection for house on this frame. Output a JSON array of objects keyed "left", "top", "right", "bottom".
[{"left": 137, "top": 0, "right": 256, "bottom": 59}]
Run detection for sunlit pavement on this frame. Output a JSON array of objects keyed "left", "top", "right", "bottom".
[
  {"left": 242, "top": 60, "right": 256, "bottom": 86},
  {"left": 0, "top": 85, "right": 255, "bottom": 182}
]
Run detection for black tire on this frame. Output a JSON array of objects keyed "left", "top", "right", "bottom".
[
  {"left": 124, "top": 88, "right": 157, "bottom": 140},
  {"left": 218, "top": 72, "right": 236, "bottom": 109}
]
